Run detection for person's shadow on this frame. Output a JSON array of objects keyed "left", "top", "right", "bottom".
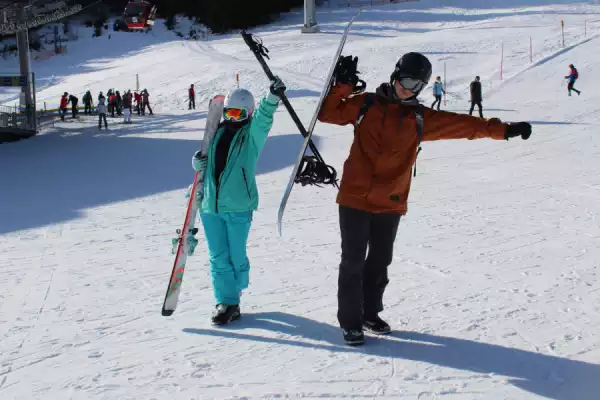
[{"left": 184, "top": 312, "right": 600, "bottom": 400}]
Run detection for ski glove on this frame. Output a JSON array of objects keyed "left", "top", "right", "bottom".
[
  {"left": 505, "top": 122, "right": 532, "bottom": 140},
  {"left": 334, "top": 55, "right": 360, "bottom": 85},
  {"left": 269, "top": 76, "right": 286, "bottom": 97},
  {"left": 192, "top": 150, "right": 208, "bottom": 173}
]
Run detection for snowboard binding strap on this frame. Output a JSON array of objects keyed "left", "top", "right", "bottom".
[{"left": 295, "top": 156, "right": 338, "bottom": 187}]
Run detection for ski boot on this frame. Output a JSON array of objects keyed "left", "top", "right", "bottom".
[{"left": 211, "top": 304, "right": 241, "bottom": 326}]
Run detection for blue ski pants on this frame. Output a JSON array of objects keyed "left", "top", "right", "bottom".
[{"left": 200, "top": 211, "right": 252, "bottom": 305}]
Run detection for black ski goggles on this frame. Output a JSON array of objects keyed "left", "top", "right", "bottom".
[{"left": 397, "top": 77, "right": 426, "bottom": 93}]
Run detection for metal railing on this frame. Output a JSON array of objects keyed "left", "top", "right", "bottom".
[{"left": 0, "top": 103, "right": 36, "bottom": 131}]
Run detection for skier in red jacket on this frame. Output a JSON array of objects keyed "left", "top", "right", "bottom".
[
  {"left": 59, "top": 92, "right": 69, "bottom": 121},
  {"left": 188, "top": 84, "right": 195, "bottom": 110}
]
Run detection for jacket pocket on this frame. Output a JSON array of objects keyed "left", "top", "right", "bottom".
[{"left": 241, "top": 168, "right": 251, "bottom": 199}]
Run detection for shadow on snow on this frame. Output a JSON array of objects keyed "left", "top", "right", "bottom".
[
  {"left": 184, "top": 311, "right": 600, "bottom": 400},
  {"left": 0, "top": 117, "right": 314, "bottom": 234}
]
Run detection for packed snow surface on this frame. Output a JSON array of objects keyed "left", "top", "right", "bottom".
[{"left": 1, "top": 1, "right": 600, "bottom": 399}]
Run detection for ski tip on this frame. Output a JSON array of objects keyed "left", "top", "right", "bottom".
[
  {"left": 161, "top": 309, "right": 174, "bottom": 317},
  {"left": 277, "top": 220, "right": 283, "bottom": 237}
]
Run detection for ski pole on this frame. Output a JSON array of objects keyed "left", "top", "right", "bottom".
[{"left": 241, "top": 30, "right": 326, "bottom": 165}]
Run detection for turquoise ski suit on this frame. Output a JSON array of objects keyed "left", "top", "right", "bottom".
[{"left": 197, "top": 94, "right": 279, "bottom": 305}]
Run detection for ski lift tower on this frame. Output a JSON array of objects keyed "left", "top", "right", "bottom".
[{"left": 301, "top": 0, "right": 319, "bottom": 33}]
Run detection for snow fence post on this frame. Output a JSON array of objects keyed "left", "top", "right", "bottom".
[
  {"left": 443, "top": 62, "right": 447, "bottom": 106},
  {"left": 500, "top": 42, "right": 504, "bottom": 80},
  {"left": 561, "top": 20, "right": 565, "bottom": 48}
]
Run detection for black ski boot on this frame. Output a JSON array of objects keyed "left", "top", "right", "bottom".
[
  {"left": 363, "top": 316, "right": 391, "bottom": 335},
  {"left": 211, "top": 304, "right": 241, "bottom": 326},
  {"left": 343, "top": 329, "right": 365, "bottom": 346}
]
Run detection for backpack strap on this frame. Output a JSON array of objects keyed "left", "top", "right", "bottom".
[
  {"left": 413, "top": 105, "right": 425, "bottom": 177},
  {"left": 355, "top": 93, "right": 376, "bottom": 127}
]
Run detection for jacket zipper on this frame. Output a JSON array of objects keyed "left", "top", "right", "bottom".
[
  {"left": 214, "top": 132, "right": 246, "bottom": 213},
  {"left": 242, "top": 168, "right": 251, "bottom": 199}
]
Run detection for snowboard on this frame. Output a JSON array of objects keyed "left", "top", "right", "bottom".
[
  {"left": 277, "top": 10, "right": 361, "bottom": 236},
  {"left": 161, "top": 94, "right": 225, "bottom": 317}
]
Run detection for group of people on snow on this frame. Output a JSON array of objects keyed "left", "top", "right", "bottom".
[
  {"left": 58, "top": 88, "right": 154, "bottom": 129},
  {"left": 189, "top": 50, "right": 533, "bottom": 346}
]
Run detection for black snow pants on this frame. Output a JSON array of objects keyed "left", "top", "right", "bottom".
[
  {"left": 469, "top": 101, "right": 483, "bottom": 118},
  {"left": 189, "top": 95, "right": 195, "bottom": 110},
  {"left": 337, "top": 205, "right": 401, "bottom": 330},
  {"left": 431, "top": 95, "right": 442, "bottom": 110},
  {"left": 98, "top": 113, "right": 108, "bottom": 129}
]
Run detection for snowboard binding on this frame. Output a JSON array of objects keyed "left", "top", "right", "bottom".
[
  {"left": 172, "top": 228, "right": 199, "bottom": 256},
  {"left": 295, "top": 156, "right": 338, "bottom": 187}
]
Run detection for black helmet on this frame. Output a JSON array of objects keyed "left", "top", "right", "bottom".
[{"left": 391, "top": 52, "right": 432, "bottom": 93}]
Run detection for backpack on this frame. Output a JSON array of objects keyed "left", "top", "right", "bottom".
[
  {"left": 573, "top": 68, "right": 579, "bottom": 79},
  {"left": 355, "top": 93, "right": 425, "bottom": 177}
]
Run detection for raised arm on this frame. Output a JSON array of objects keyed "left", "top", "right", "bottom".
[{"left": 318, "top": 83, "right": 366, "bottom": 126}]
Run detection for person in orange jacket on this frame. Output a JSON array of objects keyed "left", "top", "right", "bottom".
[
  {"left": 318, "top": 53, "right": 532, "bottom": 346},
  {"left": 59, "top": 92, "right": 69, "bottom": 121}
]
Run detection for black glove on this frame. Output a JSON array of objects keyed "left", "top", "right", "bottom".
[
  {"left": 505, "top": 122, "right": 532, "bottom": 140},
  {"left": 270, "top": 75, "right": 286, "bottom": 97},
  {"left": 334, "top": 55, "right": 359, "bottom": 86}
]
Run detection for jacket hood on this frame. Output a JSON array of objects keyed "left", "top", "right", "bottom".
[{"left": 375, "top": 83, "right": 420, "bottom": 106}]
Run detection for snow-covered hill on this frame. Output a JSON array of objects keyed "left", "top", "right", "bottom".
[{"left": 1, "top": 1, "right": 600, "bottom": 399}]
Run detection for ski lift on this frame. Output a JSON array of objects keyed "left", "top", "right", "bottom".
[{"left": 124, "top": 1, "right": 157, "bottom": 30}]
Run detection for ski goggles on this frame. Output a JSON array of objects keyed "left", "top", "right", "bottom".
[
  {"left": 397, "top": 77, "right": 426, "bottom": 93},
  {"left": 223, "top": 107, "right": 248, "bottom": 122}
]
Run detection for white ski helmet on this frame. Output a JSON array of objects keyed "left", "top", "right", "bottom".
[{"left": 224, "top": 88, "right": 255, "bottom": 120}]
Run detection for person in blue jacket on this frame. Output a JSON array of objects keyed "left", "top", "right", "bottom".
[
  {"left": 431, "top": 76, "right": 445, "bottom": 110},
  {"left": 192, "top": 77, "right": 285, "bottom": 325},
  {"left": 565, "top": 64, "right": 581, "bottom": 96}
]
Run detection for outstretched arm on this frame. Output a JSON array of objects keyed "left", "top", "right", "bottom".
[{"left": 421, "top": 108, "right": 507, "bottom": 141}]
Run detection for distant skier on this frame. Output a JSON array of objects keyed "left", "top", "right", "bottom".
[
  {"left": 116, "top": 90, "right": 123, "bottom": 116},
  {"left": 565, "top": 64, "right": 581, "bottom": 96},
  {"left": 469, "top": 76, "right": 483, "bottom": 118},
  {"left": 191, "top": 77, "right": 285, "bottom": 325},
  {"left": 431, "top": 76, "right": 445, "bottom": 111},
  {"left": 97, "top": 95, "right": 108, "bottom": 130},
  {"left": 189, "top": 84, "right": 196, "bottom": 110},
  {"left": 83, "top": 90, "right": 93, "bottom": 115},
  {"left": 141, "top": 89, "right": 153, "bottom": 115},
  {"left": 109, "top": 92, "right": 117, "bottom": 118},
  {"left": 134, "top": 91, "right": 142, "bottom": 115},
  {"left": 68, "top": 94, "right": 79, "bottom": 119},
  {"left": 318, "top": 53, "right": 532, "bottom": 346},
  {"left": 59, "top": 92, "right": 68, "bottom": 121},
  {"left": 123, "top": 90, "right": 133, "bottom": 124}
]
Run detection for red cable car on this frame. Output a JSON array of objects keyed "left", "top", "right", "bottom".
[{"left": 124, "top": 1, "right": 157, "bottom": 30}]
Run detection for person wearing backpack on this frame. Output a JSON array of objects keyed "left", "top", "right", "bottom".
[
  {"left": 317, "top": 53, "right": 532, "bottom": 346},
  {"left": 431, "top": 76, "right": 445, "bottom": 110},
  {"left": 83, "top": 90, "right": 93, "bottom": 115},
  {"left": 565, "top": 64, "right": 581, "bottom": 96}
]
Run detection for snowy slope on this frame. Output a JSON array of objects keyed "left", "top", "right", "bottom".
[{"left": 2, "top": 1, "right": 600, "bottom": 399}]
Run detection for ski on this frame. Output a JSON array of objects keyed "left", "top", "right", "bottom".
[
  {"left": 277, "top": 10, "right": 361, "bottom": 235},
  {"left": 161, "top": 94, "right": 225, "bottom": 317}
]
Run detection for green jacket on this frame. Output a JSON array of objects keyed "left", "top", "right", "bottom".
[{"left": 201, "top": 95, "right": 279, "bottom": 213}]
